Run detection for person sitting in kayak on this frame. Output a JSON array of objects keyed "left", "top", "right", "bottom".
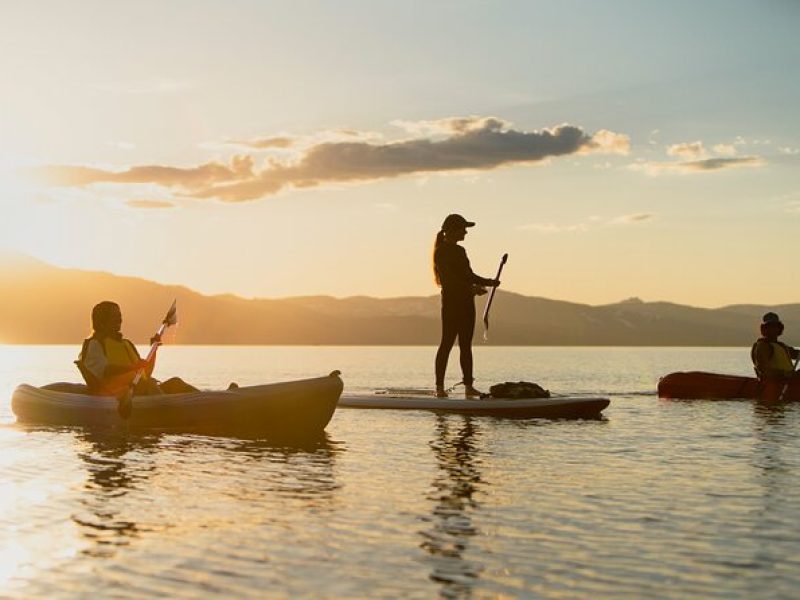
[
  {"left": 751, "top": 312, "right": 798, "bottom": 395},
  {"left": 76, "top": 301, "right": 197, "bottom": 396},
  {"left": 433, "top": 214, "right": 500, "bottom": 399}
]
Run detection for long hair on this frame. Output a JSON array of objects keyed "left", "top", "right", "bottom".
[
  {"left": 91, "top": 301, "right": 120, "bottom": 338},
  {"left": 432, "top": 229, "right": 447, "bottom": 287}
]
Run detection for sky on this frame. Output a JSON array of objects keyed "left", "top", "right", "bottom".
[{"left": 0, "top": 0, "right": 798, "bottom": 307}]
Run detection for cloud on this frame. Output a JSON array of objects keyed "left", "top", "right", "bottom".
[
  {"left": 314, "top": 129, "right": 385, "bottom": 143},
  {"left": 667, "top": 141, "right": 706, "bottom": 159},
  {"left": 125, "top": 199, "right": 176, "bottom": 209},
  {"left": 633, "top": 137, "right": 765, "bottom": 175},
  {"left": 631, "top": 156, "right": 764, "bottom": 175},
  {"left": 732, "top": 136, "right": 772, "bottom": 147},
  {"left": 679, "top": 157, "right": 763, "bottom": 171},
  {"left": 610, "top": 213, "right": 654, "bottom": 224},
  {"left": 224, "top": 129, "right": 382, "bottom": 151},
  {"left": 713, "top": 143, "right": 737, "bottom": 156},
  {"left": 780, "top": 146, "right": 799, "bottom": 155},
  {"left": 30, "top": 117, "right": 630, "bottom": 204},
  {"left": 193, "top": 120, "right": 629, "bottom": 202},
  {"left": 579, "top": 129, "right": 630, "bottom": 155},
  {"left": 228, "top": 136, "right": 295, "bottom": 149},
  {"left": 391, "top": 116, "right": 511, "bottom": 136},
  {"left": 28, "top": 155, "right": 255, "bottom": 190}
]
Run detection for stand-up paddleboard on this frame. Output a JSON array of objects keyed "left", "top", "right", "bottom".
[{"left": 339, "top": 389, "right": 610, "bottom": 419}]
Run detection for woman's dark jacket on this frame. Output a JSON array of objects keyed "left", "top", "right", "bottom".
[{"left": 434, "top": 243, "right": 494, "bottom": 299}]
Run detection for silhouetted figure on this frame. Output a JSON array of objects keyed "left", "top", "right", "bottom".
[
  {"left": 76, "top": 301, "right": 197, "bottom": 396},
  {"left": 751, "top": 312, "right": 798, "bottom": 401},
  {"left": 433, "top": 214, "right": 500, "bottom": 398}
]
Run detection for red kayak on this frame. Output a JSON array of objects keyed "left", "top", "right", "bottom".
[{"left": 658, "top": 371, "right": 800, "bottom": 402}]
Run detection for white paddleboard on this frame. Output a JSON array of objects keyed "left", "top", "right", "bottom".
[{"left": 339, "top": 392, "right": 610, "bottom": 418}]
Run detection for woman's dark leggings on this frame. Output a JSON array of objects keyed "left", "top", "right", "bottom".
[{"left": 435, "top": 294, "right": 475, "bottom": 387}]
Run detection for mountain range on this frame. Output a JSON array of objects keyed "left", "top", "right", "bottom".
[{"left": 1, "top": 253, "right": 797, "bottom": 346}]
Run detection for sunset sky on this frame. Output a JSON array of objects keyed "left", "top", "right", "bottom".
[{"left": 0, "top": 1, "right": 798, "bottom": 307}]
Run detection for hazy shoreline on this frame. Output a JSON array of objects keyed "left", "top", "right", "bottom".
[{"left": 2, "top": 254, "right": 797, "bottom": 346}]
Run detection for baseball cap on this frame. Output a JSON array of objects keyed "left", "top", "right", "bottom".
[{"left": 441, "top": 214, "right": 475, "bottom": 231}]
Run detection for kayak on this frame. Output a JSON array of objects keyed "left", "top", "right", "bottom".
[
  {"left": 12, "top": 372, "right": 343, "bottom": 436},
  {"left": 658, "top": 371, "right": 800, "bottom": 402},
  {"left": 339, "top": 391, "right": 610, "bottom": 418}
]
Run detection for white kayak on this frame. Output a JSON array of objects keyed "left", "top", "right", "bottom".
[
  {"left": 12, "top": 373, "right": 343, "bottom": 437},
  {"left": 339, "top": 390, "right": 610, "bottom": 419}
]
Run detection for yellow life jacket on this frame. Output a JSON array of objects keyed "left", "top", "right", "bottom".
[
  {"left": 76, "top": 336, "right": 149, "bottom": 394},
  {"left": 751, "top": 340, "right": 795, "bottom": 377},
  {"left": 103, "top": 337, "right": 140, "bottom": 368}
]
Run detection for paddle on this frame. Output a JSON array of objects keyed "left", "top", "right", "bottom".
[
  {"left": 778, "top": 354, "right": 799, "bottom": 402},
  {"left": 117, "top": 300, "right": 178, "bottom": 418},
  {"left": 482, "top": 253, "right": 508, "bottom": 342}
]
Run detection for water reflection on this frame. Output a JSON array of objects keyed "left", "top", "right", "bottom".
[
  {"left": 752, "top": 402, "right": 794, "bottom": 500},
  {"left": 747, "top": 403, "right": 799, "bottom": 578},
  {"left": 72, "top": 429, "right": 161, "bottom": 557},
  {"left": 70, "top": 429, "right": 343, "bottom": 558},
  {"left": 420, "top": 415, "right": 485, "bottom": 597},
  {"left": 168, "top": 433, "right": 344, "bottom": 506}
]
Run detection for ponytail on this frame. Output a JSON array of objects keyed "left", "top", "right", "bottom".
[{"left": 432, "top": 230, "right": 446, "bottom": 286}]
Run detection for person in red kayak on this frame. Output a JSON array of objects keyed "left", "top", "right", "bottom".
[
  {"left": 751, "top": 312, "right": 799, "bottom": 400},
  {"left": 76, "top": 301, "right": 197, "bottom": 396},
  {"left": 433, "top": 214, "right": 500, "bottom": 398}
]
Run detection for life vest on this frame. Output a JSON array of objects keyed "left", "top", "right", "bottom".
[
  {"left": 751, "top": 340, "right": 795, "bottom": 378},
  {"left": 76, "top": 336, "right": 147, "bottom": 394},
  {"left": 102, "top": 337, "right": 140, "bottom": 368}
]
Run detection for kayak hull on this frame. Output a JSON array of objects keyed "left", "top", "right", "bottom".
[
  {"left": 658, "top": 371, "right": 800, "bottom": 402},
  {"left": 339, "top": 394, "right": 610, "bottom": 419},
  {"left": 12, "top": 373, "right": 343, "bottom": 437}
]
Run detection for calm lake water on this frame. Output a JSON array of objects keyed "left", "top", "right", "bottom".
[{"left": 1, "top": 345, "right": 799, "bottom": 598}]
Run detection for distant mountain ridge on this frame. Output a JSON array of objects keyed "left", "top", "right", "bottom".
[{"left": 0, "top": 253, "right": 798, "bottom": 346}]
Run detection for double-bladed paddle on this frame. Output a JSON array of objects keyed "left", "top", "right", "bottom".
[
  {"left": 482, "top": 253, "right": 508, "bottom": 342},
  {"left": 117, "top": 300, "right": 178, "bottom": 418}
]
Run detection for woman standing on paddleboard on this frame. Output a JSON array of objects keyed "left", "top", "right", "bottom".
[{"left": 433, "top": 214, "right": 500, "bottom": 398}]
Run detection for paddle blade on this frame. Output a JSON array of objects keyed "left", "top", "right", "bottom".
[
  {"left": 482, "top": 293, "right": 495, "bottom": 342},
  {"left": 163, "top": 299, "right": 178, "bottom": 326},
  {"left": 779, "top": 358, "right": 800, "bottom": 401},
  {"left": 117, "top": 388, "right": 133, "bottom": 419}
]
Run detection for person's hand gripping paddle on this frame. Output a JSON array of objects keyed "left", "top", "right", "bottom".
[
  {"left": 118, "top": 300, "right": 178, "bottom": 418},
  {"left": 482, "top": 253, "right": 508, "bottom": 342}
]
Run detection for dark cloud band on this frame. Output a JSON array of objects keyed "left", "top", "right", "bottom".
[{"left": 28, "top": 117, "right": 629, "bottom": 203}]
